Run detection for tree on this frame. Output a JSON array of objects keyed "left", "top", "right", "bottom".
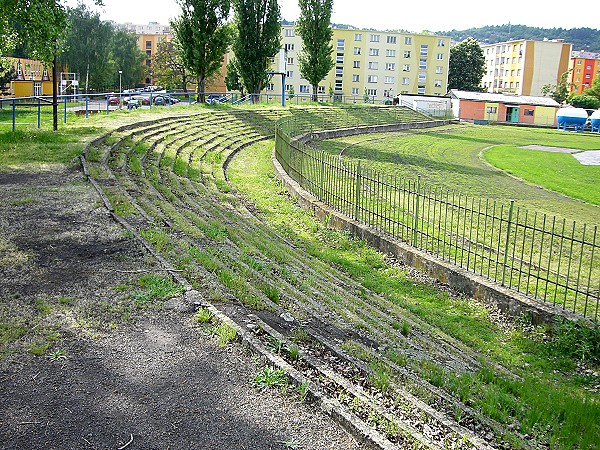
[
  {"left": 448, "top": 37, "right": 486, "bottom": 92},
  {"left": 172, "top": 0, "right": 232, "bottom": 103},
  {"left": 224, "top": 56, "right": 245, "bottom": 95},
  {"left": 583, "top": 77, "right": 600, "bottom": 102},
  {"left": 61, "top": 3, "right": 114, "bottom": 92},
  {"left": 110, "top": 27, "right": 145, "bottom": 90},
  {"left": 152, "top": 40, "right": 192, "bottom": 92},
  {"left": 541, "top": 70, "right": 571, "bottom": 104},
  {"left": 295, "top": 0, "right": 334, "bottom": 102},
  {"left": 569, "top": 94, "right": 600, "bottom": 110},
  {"left": 0, "top": 62, "right": 15, "bottom": 95},
  {"left": 232, "top": 0, "right": 281, "bottom": 102}
]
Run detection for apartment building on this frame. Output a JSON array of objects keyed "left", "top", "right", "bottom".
[
  {"left": 266, "top": 25, "right": 450, "bottom": 101},
  {"left": 124, "top": 22, "right": 172, "bottom": 85},
  {"left": 481, "top": 39, "right": 572, "bottom": 97},
  {"left": 569, "top": 50, "right": 600, "bottom": 94}
]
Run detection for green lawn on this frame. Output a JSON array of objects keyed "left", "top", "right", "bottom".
[{"left": 319, "top": 124, "right": 600, "bottom": 226}]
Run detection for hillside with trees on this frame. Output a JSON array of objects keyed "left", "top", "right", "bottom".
[{"left": 440, "top": 24, "right": 600, "bottom": 52}]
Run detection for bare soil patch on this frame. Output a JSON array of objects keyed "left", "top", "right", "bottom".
[{"left": 0, "top": 164, "right": 363, "bottom": 449}]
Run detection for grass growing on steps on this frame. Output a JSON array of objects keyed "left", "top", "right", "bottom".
[{"left": 228, "top": 138, "right": 600, "bottom": 450}]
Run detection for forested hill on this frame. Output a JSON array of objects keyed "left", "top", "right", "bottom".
[{"left": 439, "top": 25, "right": 600, "bottom": 52}]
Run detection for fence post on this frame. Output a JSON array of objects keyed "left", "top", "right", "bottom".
[
  {"left": 12, "top": 99, "right": 16, "bottom": 132},
  {"left": 354, "top": 161, "right": 362, "bottom": 222},
  {"left": 319, "top": 150, "right": 325, "bottom": 200},
  {"left": 501, "top": 200, "right": 515, "bottom": 286},
  {"left": 63, "top": 95, "right": 67, "bottom": 123},
  {"left": 37, "top": 98, "right": 41, "bottom": 128},
  {"left": 413, "top": 175, "right": 421, "bottom": 247},
  {"left": 85, "top": 95, "right": 89, "bottom": 119}
]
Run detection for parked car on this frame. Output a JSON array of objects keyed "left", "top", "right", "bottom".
[
  {"left": 153, "top": 95, "right": 181, "bottom": 105},
  {"left": 206, "top": 94, "right": 228, "bottom": 104},
  {"left": 107, "top": 96, "right": 120, "bottom": 106}
]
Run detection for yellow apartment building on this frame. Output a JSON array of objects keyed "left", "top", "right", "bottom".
[
  {"left": 124, "top": 22, "right": 172, "bottom": 85},
  {"left": 569, "top": 50, "right": 600, "bottom": 94},
  {"left": 265, "top": 25, "right": 450, "bottom": 102},
  {"left": 481, "top": 39, "right": 572, "bottom": 97},
  {"left": 4, "top": 58, "right": 54, "bottom": 97}
]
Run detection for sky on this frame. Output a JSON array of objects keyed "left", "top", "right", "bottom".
[{"left": 68, "top": 0, "right": 596, "bottom": 33}]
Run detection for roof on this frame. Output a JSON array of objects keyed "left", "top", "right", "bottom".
[{"left": 449, "top": 90, "right": 560, "bottom": 107}]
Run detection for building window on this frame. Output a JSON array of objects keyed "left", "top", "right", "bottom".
[
  {"left": 418, "top": 85, "right": 426, "bottom": 94},
  {"left": 420, "top": 44, "right": 428, "bottom": 56},
  {"left": 353, "top": 60, "right": 360, "bottom": 68},
  {"left": 436, "top": 66, "right": 443, "bottom": 74},
  {"left": 419, "top": 58, "right": 427, "bottom": 69},
  {"left": 285, "top": 43, "right": 295, "bottom": 51},
  {"left": 336, "top": 67, "right": 343, "bottom": 77},
  {"left": 286, "top": 70, "right": 293, "bottom": 78},
  {"left": 146, "top": 41, "right": 152, "bottom": 49},
  {"left": 285, "top": 84, "right": 293, "bottom": 92},
  {"left": 335, "top": 80, "right": 343, "bottom": 90},
  {"left": 387, "top": 36, "right": 397, "bottom": 44},
  {"left": 337, "top": 39, "right": 345, "bottom": 50},
  {"left": 299, "top": 85, "right": 309, "bottom": 93},
  {"left": 404, "top": 36, "right": 412, "bottom": 45},
  {"left": 437, "top": 53, "right": 444, "bottom": 60},
  {"left": 366, "top": 88, "right": 377, "bottom": 96},
  {"left": 418, "top": 72, "right": 426, "bottom": 82},
  {"left": 486, "top": 106, "right": 497, "bottom": 113},
  {"left": 367, "top": 75, "right": 378, "bottom": 83},
  {"left": 437, "top": 39, "right": 445, "bottom": 46},
  {"left": 403, "top": 64, "right": 410, "bottom": 71},
  {"left": 146, "top": 50, "right": 152, "bottom": 58},
  {"left": 386, "top": 49, "right": 396, "bottom": 57},
  {"left": 354, "top": 33, "right": 362, "bottom": 41},
  {"left": 337, "top": 53, "right": 344, "bottom": 64},
  {"left": 524, "top": 109, "right": 534, "bottom": 116},
  {"left": 402, "top": 77, "right": 409, "bottom": 85},
  {"left": 352, "top": 87, "right": 360, "bottom": 95},
  {"left": 385, "top": 63, "right": 395, "bottom": 71},
  {"left": 434, "top": 79, "right": 442, "bottom": 87},
  {"left": 266, "top": 83, "right": 274, "bottom": 91},
  {"left": 370, "top": 34, "right": 380, "bottom": 42},
  {"left": 318, "top": 85, "right": 325, "bottom": 93},
  {"left": 354, "top": 47, "right": 361, "bottom": 55},
  {"left": 285, "top": 28, "right": 294, "bottom": 37},
  {"left": 287, "top": 57, "right": 294, "bottom": 64},
  {"left": 404, "top": 50, "right": 411, "bottom": 58},
  {"left": 368, "top": 61, "right": 379, "bottom": 70},
  {"left": 352, "top": 74, "right": 360, "bottom": 82},
  {"left": 369, "top": 48, "right": 379, "bottom": 56},
  {"left": 384, "top": 76, "right": 394, "bottom": 84}
]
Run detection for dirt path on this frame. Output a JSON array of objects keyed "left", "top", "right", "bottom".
[{"left": 0, "top": 164, "right": 364, "bottom": 450}]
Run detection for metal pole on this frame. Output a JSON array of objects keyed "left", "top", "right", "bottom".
[
  {"left": 63, "top": 95, "right": 67, "bottom": 123},
  {"left": 37, "top": 98, "right": 41, "bottom": 128},
  {"left": 354, "top": 161, "right": 362, "bottom": 222},
  {"left": 12, "top": 99, "right": 16, "bottom": 132},
  {"left": 85, "top": 95, "right": 89, "bottom": 119},
  {"left": 501, "top": 200, "right": 515, "bottom": 286}
]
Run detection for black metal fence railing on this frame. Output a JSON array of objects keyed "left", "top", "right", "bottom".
[{"left": 275, "top": 108, "right": 599, "bottom": 321}]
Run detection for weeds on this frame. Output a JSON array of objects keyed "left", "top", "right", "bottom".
[
  {"left": 214, "top": 321, "right": 237, "bottom": 346},
  {"left": 254, "top": 366, "right": 288, "bottom": 391},
  {"left": 193, "top": 307, "right": 213, "bottom": 324}
]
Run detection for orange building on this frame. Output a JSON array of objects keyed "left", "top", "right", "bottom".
[{"left": 569, "top": 51, "right": 600, "bottom": 94}]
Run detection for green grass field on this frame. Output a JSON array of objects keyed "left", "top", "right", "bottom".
[{"left": 319, "top": 124, "right": 600, "bottom": 226}]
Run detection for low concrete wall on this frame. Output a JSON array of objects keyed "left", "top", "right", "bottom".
[{"left": 272, "top": 126, "right": 589, "bottom": 326}]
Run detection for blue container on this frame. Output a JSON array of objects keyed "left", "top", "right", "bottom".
[{"left": 556, "top": 107, "right": 588, "bottom": 132}]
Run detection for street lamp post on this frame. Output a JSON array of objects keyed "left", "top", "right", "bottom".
[{"left": 119, "top": 70, "right": 122, "bottom": 109}]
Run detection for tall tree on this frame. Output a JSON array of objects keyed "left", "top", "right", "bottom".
[
  {"left": 172, "top": 0, "right": 232, "bottom": 103},
  {"left": 61, "top": 3, "right": 114, "bottom": 92},
  {"left": 152, "top": 40, "right": 191, "bottom": 92},
  {"left": 110, "top": 27, "right": 145, "bottom": 90},
  {"left": 224, "top": 56, "right": 245, "bottom": 96},
  {"left": 295, "top": 0, "right": 334, "bottom": 102},
  {"left": 448, "top": 37, "right": 486, "bottom": 92},
  {"left": 232, "top": 0, "right": 281, "bottom": 101}
]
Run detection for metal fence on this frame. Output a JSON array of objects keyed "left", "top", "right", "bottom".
[
  {"left": 0, "top": 91, "right": 226, "bottom": 131},
  {"left": 275, "top": 107, "right": 599, "bottom": 321}
]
